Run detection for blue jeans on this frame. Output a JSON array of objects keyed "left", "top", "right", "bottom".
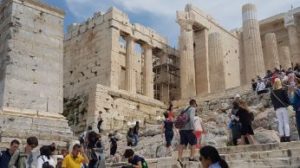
[{"left": 133, "top": 134, "right": 138, "bottom": 146}]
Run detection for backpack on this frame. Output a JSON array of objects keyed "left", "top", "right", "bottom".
[
  {"left": 141, "top": 158, "right": 148, "bottom": 168},
  {"left": 174, "top": 107, "right": 191, "bottom": 129},
  {"left": 41, "top": 156, "right": 54, "bottom": 168}
]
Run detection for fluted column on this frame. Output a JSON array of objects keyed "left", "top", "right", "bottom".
[
  {"left": 285, "top": 13, "right": 300, "bottom": 64},
  {"left": 126, "top": 36, "right": 136, "bottom": 94},
  {"left": 242, "top": 3, "right": 265, "bottom": 82},
  {"left": 279, "top": 46, "right": 292, "bottom": 70},
  {"left": 179, "top": 21, "right": 196, "bottom": 99},
  {"left": 208, "top": 32, "right": 225, "bottom": 92},
  {"left": 264, "top": 33, "right": 280, "bottom": 70},
  {"left": 143, "top": 44, "right": 154, "bottom": 98}
]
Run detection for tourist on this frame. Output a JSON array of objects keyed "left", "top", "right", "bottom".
[
  {"left": 9, "top": 136, "right": 39, "bottom": 168},
  {"left": 123, "top": 149, "right": 148, "bottom": 168},
  {"left": 177, "top": 99, "right": 197, "bottom": 166},
  {"left": 256, "top": 78, "right": 267, "bottom": 95},
  {"left": 194, "top": 114, "right": 205, "bottom": 149},
  {"left": 271, "top": 78, "right": 291, "bottom": 142},
  {"left": 127, "top": 128, "right": 135, "bottom": 147},
  {"left": 86, "top": 131, "right": 105, "bottom": 168},
  {"left": 0, "top": 139, "right": 20, "bottom": 168},
  {"left": 97, "top": 112, "right": 103, "bottom": 133},
  {"left": 109, "top": 132, "right": 119, "bottom": 157},
  {"left": 37, "top": 145, "right": 56, "bottom": 168},
  {"left": 167, "top": 103, "right": 175, "bottom": 121},
  {"left": 133, "top": 121, "right": 140, "bottom": 146},
  {"left": 79, "top": 126, "right": 93, "bottom": 148},
  {"left": 62, "top": 144, "right": 89, "bottom": 168},
  {"left": 229, "top": 101, "right": 241, "bottom": 146},
  {"left": 235, "top": 100, "right": 257, "bottom": 145},
  {"left": 290, "top": 78, "right": 300, "bottom": 139},
  {"left": 162, "top": 112, "right": 174, "bottom": 153},
  {"left": 199, "top": 146, "right": 229, "bottom": 168},
  {"left": 251, "top": 79, "right": 257, "bottom": 91}
]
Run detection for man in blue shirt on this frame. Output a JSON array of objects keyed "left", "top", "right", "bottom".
[{"left": 0, "top": 139, "right": 20, "bottom": 168}]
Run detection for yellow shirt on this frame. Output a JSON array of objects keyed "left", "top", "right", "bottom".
[{"left": 62, "top": 153, "right": 85, "bottom": 168}]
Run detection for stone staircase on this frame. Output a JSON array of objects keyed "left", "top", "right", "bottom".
[{"left": 107, "top": 141, "right": 300, "bottom": 168}]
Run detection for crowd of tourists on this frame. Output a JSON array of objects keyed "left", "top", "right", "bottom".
[{"left": 3, "top": 66, "right": 300, "bottom": 168}]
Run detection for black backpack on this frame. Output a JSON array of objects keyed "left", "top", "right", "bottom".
[{"left": 41, "top": 156, "right": 54, "bottom": 168}]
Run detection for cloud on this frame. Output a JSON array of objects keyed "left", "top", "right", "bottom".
[{"left": 65, "top": 0, "right": 300, "bottom": 46}]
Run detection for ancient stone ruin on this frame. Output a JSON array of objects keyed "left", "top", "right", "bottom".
[{"left": 1, "top": 0, "right": 300, "bottom": 167}]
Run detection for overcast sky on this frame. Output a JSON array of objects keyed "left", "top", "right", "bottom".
[{"left": 44, "top": 0, "right": 300, "bottom": 47}]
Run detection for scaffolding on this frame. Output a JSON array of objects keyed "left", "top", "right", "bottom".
[{"left": 153, "top": 47, "right": 180, "bottom": 103}]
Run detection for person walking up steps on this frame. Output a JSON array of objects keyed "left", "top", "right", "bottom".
[
  {"left": 235, "top": 100, "right": 257, "bottom": 145},
  {"left": 271, "top": 78, "right": 291, "bottom": 142},
  {"left": 162, "top": 112, "right": 174, "bottom": 155},
  {"left": 175, "top": 99, "right": 197, "bottom": 167},
  {"left": 194, "top": 114, "right": 205, "bottom": 149}
]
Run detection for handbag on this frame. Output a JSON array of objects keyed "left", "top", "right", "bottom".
[{"left": 272, "top": 91, "right": 294, "bottom": 117}]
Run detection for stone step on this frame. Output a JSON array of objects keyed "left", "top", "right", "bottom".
[
  {"left": 218, "top": 141, "right": 300, "bottom": 154},
  {"left": 223, "top": 148, "right": 300, "bottom": 161},
  {"left": 228, "top": 157, "right": 300, "bottom": 168}
]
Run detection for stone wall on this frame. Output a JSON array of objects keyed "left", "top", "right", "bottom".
[
  {"left": 0, "top": 0, "right": 73, "bottom": 147},
  {"left": 63, "top": 84, "right": 166, "bottom": 135},
  {"left": 0, "top": 0, "right": 64, "bottom": 113}
]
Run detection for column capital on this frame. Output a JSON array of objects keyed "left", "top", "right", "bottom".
[
  {"left": 178, "top": 20, "right": 193, "bottom": 31},
  {"left": 142, "top": 43, "right": 152, "bottom": 50},
  {"left": 284, "top": 12, "right": 296, "bottom": 28}
]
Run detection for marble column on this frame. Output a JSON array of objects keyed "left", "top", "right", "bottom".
[
  {"left": 126, "top": 36, "right": 136, "bottom": 94},
  {"left": 194, "top": 28, "right": 210, "bottom": 95},
  {"left": 179, "top": 21, "right": 196, "bottom": 99},
  {"left": 285, "top": 13, "right": 300, "bottom": 64},
  {"left": 208, "top": 32, "right": 225, "bottom": 92},
  {"left": 160, "top": 53, "right": 169, "bottom": 103},
  {"left": 264, "top": 33, "right": 280, "bottom": 70},
  {"left": 279, "top": 46, "right": 292, "bottom": 70},
  {"left": 143, "top": 44, "right": 154, "bottom": 98},
  {"left": 242, "top": 3, "right": 265, "bottom": 82}
]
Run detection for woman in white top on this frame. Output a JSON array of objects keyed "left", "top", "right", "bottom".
[
  {"left": 194, "top": 115, "right": 205, "bottom": 149},
  {"left": 37, "top": 145, "right": 56, "bottom": 168}
]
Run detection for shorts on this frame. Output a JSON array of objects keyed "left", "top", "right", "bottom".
[
  {"left": 165, "top": 131, "right": 174, "bottom": 147},
  {"left": 179, "top": 130, "right": 197, "bottom": 146}
]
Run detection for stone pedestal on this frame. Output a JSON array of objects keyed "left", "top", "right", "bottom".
[
  {"left": 208, "top": 32, "right": 225, "bottom": 93},
  {"left": 126, "top": 37, "right": 136, "bottom": 94},
  {"left": 279, "top": 46, "right": 292, "bottom": 70},
  {"left": 242, "top": 3, "right": 265, "bottom": 82},
  {"left": 264, "top": 33, "right": 280, "bottom": 70},
  {"left": 143, "top": 44, "right": 154, "bottom": 98},
  {"left": 179, "top": 22, "right": 196, "bottom": 99},
  {"left": 0, "top": 108, "right": 73, "bottom": 147}
]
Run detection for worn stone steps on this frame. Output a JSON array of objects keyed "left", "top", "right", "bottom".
[
  {"left": 222, "top": 148, "right": 300, "bottom": 161},
  {"left": 228, "top": 157, "right": 300, "bottom": 168},
  {"left": 218, "top": 141, "right": 300, "bottom": 154}
]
